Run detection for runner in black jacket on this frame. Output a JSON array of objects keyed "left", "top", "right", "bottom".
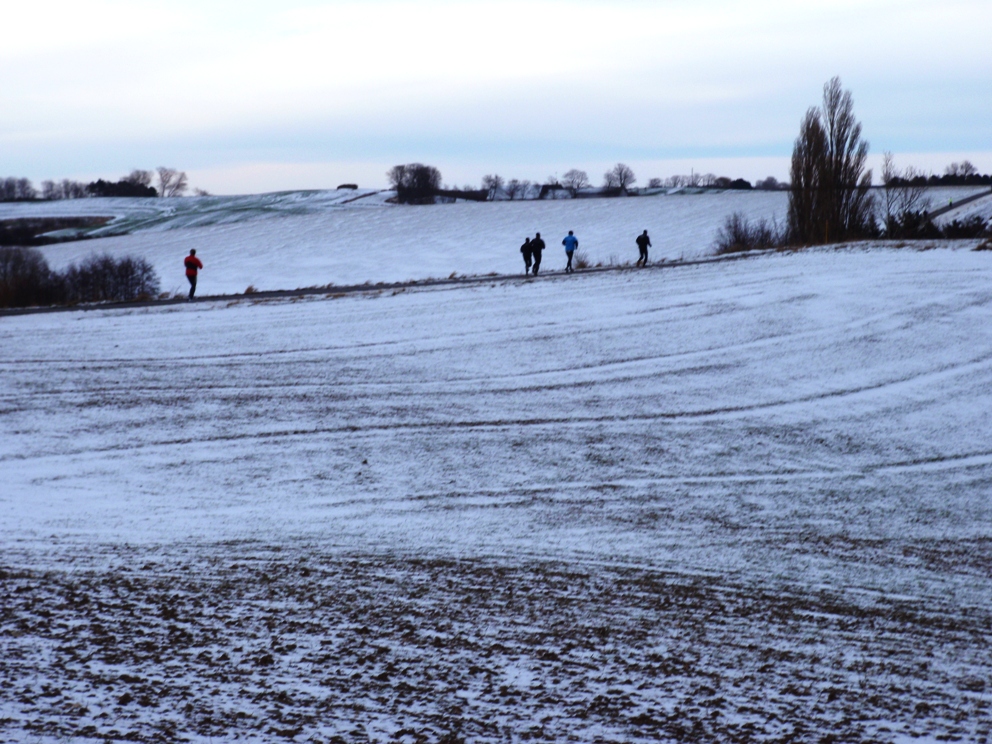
[
  {"left": 635, "top": 230, "right": 651, "bottom": 267},
  {"left": 520, "top": 237, "right": 533, "bottom": 274},
  {"left": 530, "top": 233, "right": 546, "bottom": 275}
]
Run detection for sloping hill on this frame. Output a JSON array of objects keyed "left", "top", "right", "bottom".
[{"left": 2, "top": 246, "right": 991, "bottom": 742}]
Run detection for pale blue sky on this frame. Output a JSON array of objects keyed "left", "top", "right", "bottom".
[{"left": 2, "top": 0, "right": 989, "bottom": 194}]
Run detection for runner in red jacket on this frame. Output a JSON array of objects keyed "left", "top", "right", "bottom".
[{"left": 184, "top": 249, "right": 203, "bottom": 300}]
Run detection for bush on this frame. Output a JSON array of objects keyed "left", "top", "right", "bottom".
[
  {"left": 0, "top": 247, "right": 160, "bottom": 308},
  {"left": 63, "top": 254, "right": 160, "bottom": 303},
  {"left": 86, "top": 179, "right": 157, "bottom": 198},
  {"left": 884, "top": 211, "right": 941, "bottom": 240},
  {"left": 573, "top": 251, "right": 591, "bottom": 269},
  {"left": 715, "top": 212, "right": 783, "bottom": 254},
  {"left": 387, "top": 164, "right": 442, "bottom": 204},
  {"left": 941, "top": 216, "right": 988, "bottom": 239},
  {"left": 0, "top": 247, "right": 62, "bottom": 307},
  {"left": 884, "top": 212, "right": 987, "bottom": 240}
]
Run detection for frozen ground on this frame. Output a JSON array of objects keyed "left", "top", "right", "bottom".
[
  {"left": 2, "top": 244, "right": 992, "bottom": 742},
  {"left": 0, "top": 186, "right": 984, "bottom": 296}
]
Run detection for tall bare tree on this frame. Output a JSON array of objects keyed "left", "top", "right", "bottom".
[
  {"left": 156, "top": 167, "right": 188, "bottom": 197},
  {"left": 881, "top": 153, "right": 930, "bottom": 221},
  {"left": 481, "top": 174, "right": 504, "bottom": 200},
  {"left": 603, "top": 163, "right": 636, "bottom": 193},
  {"left": 124, "top": 169, "right": 154, "bottom": 187},
  {"left": 787, "top": 77, "right": 874, "bottom": 244},
  {"left": 561, "top": 169, "right": 590, "bottom": 196}
]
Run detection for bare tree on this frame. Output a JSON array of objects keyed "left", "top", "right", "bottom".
[
  {"left": 481, "top": 174, "right": 504, "bottom": 200},
  {"left": 648, "top": 178, "right": 663, "bottom": 188},
  {"left": 66, "top": 179, "right": 87, "bottom": 198},
  {"left": 170, "top": 171, "right": 188, "bottom": 197},
  {"left": 124, "top": 169, "right": 154, "bottom": 187},
  {"left": 0, "top": 177, "right": 37, "bottom": 201},
  {"left": 42, "top": 180, "right": 74, "bottom": 200},
  {"left": 561, "top": 169, "right": 590, "bottom": 196},
  {"left": 504, "top": 179, "right": 523, "bottom": 200},
  {"left": 787, "top": 77, "right": 874, "bottom": 244},
  {"left": 881, "top": 152, "right": 931, "bottom": 233},
  {"left": 386, "top": 165, "right": 407, "bottom": 191},
  {"left": 603, "top": 163, "right": 636, "bottom": 193},
  {"left": 156, "top": 167, "right": 188, "bottom": 197},
  {"left": 386, "top": 163, "right": 442, "bottom": 204},
  {"left": 944, "top": 161, "right": 977, "bottom": 177},
  {"left": 700, "top": 173, "right": 718, "bottom": 187},
  {"left": 156, "top": 167, "right": 177, "bottom": 197}
]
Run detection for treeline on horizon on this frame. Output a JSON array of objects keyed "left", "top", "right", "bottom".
[
  {"left": 387, "top": 159, "right": 989, "bottom": 205},
  {"left": 0, "top": 168, "right": 205, "bottom": 202},
  {"left": 4, "top": 160, "right": 987, "bottom": 205},
  {"left": 386, "top": 163, "right": 786, "bottom": 204}
]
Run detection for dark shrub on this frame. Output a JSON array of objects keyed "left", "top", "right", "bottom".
[
  {"left": 386, "top": 164, "right": 442, "bottom": 204},
  {"left": 86, "top": 179, "right": 158, "bottom": 198},
  {"left": 0, "top": 247, "right": 63, "bottom": 307},
  {"left": 63, "top": 253, "right": 160, "bottom": 303},
  {"left": 884, "top": 211, "right": 942, "bottom": 240},
  {"left": 715, "top": 212, "right": 783, "bottom": 254},
  {"left": 941, "top": 216, "right": 988, "bottom": 239}
]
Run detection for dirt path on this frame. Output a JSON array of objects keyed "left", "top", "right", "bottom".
[{"left": 928, "top": 187, "right": 992, "bottom": 219}]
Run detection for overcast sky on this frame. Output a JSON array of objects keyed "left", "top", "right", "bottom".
[{"left": 3, "top": 0, "right": 990, "bottom": 194}]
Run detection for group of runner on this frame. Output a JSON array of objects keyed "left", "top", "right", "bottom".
[
  {"left": 181, "top": 228, "right": 655, "bottom": 300},
  {"left": 519, "top": 230, "right": 652, "bottom": 275}
]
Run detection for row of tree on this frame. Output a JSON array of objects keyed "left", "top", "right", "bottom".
[
  {"left": 0, "top": 246, "right": 160, "bottom": 308},
  {"left": 390, "top": 163, "right": 786, "bottom": 204},
  {"left": 0, "top": 168, "right": 201, "bottom": 202}
]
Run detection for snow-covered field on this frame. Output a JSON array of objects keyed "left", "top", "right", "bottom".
[
  {"left": 1, "top": 186, "right": 985, "bottom": 296},
  {"left": 3, "top": 243, "right": 992, "bottom": 742}
]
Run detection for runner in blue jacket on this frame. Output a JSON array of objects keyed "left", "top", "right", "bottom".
[{"left": 562, "top": 231, "right": 578, "bottom": 273}]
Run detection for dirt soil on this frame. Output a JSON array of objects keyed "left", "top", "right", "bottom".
[{"left": 2, "top": 545, "right": 990, "bottom": 743}]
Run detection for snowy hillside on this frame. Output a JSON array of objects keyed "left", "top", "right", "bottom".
[
  {"left": 0, "top": 186, "right": 984, "bottom": 297},
  {"left": 18, "top": 191, "right": 787, "bottom": 295},
  {"left": 3, "top": 246, "right": 992, "bottom": 742}
]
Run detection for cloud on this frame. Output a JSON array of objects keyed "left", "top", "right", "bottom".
[{"left": 2, "top": 0, "right": 990, "bottom": 191}]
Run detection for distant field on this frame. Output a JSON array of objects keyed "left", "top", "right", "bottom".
[{"left": 0, "top": 186, "right": 985, "bottom": 296}]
